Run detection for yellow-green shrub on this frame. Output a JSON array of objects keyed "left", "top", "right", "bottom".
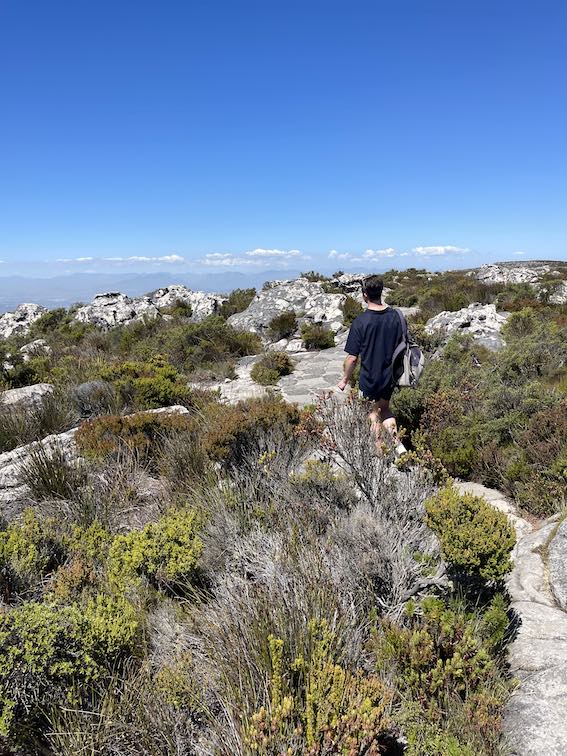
[
  {"left": 97, "top": 356, "right": 189, "bottom": 409},
  {"left": 108, "top": 507, "right": 203, "bottom": 592},
  {"left": 0, "top": 509, "right": 64, "bottom": 600},
  {"left": 0, "top": 595, "right": 139, "bottom": 737},
  {"left": 245, "top": 620, "right": 394, "bottom": 754},
  {"left": 425, "top": 486, "right": 515, "bottom": 581}
]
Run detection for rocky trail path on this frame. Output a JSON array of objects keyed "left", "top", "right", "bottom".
[{"left": 456, "top": 482, "right": 567, "bottom": 756}]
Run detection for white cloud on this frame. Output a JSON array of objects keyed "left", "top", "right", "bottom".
[
  {"left": 102, "top": 254, "right": 185, "bottom": 263},
  {"left": 56, "top": 256, "right": 94, "bottom": 262},
  {"left": 245, "top": 248, "right": 301, "bottom": 259},
  {"left": 328, "top": 250, "right": 352, "bottom": 260},
  {"left": 363, "top": 248, "right": 396, "bottom": 259},
  {"left": 412, "top": 245, "right": 469, "bottom": 256},
  {"left": 202, "top": 253, "right": 260, "bottom": 267},
  {"left": 202, "top": 249, "right": 307, "bottom": 267},
  {"left": 513, "top": 251, "right": 525, "bottom": 256}
]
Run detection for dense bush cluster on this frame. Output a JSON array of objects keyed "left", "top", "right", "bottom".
[
  {"left": 392, "top": 307, "right": 567, "bottom": 515},
  {"left": 300, "top": 322, "right": 335, "bottom": 350}
]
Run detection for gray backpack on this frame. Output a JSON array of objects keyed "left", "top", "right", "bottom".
[{"left": 391, "top": 309, "right": 425, "bottom": 388}]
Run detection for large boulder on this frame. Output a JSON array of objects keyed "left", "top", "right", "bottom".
[
  {"left": 19, "top": 338, "right": 52, "bottom": 362},
  {"left": 74, "top": 292, "right": 160, "bottom": 329},
  {"left": 425, "top": 303, "right": 509, "bottom": 350},
  {"left": 149, "top": 284, "right": 226, "bottom": 321},
  {"left": 0, "top": 383, "right": 54, "bottom": 411},
  {"left": 473, "top": 262, "right": 556, "bottom": 285},
  {"left": 0, "top": 303, "right": 47, "bottom": 339},
  {"left": 227, "top": 278, "right": 346, "bottom": 337},
  {"left": 548, "top": 281, "right": 567, "bottom": 305}
]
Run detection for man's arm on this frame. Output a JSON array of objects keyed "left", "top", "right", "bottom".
[{"left": 337, "top": 354, "right": 358, "bottom": 391}]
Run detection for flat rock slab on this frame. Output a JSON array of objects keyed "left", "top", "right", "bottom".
[
  {"left": 279, "top": 346, "right": 346, "bottom": 406},
  {"left": 549, "top": 517, "right": 567, "bottom": 611}
]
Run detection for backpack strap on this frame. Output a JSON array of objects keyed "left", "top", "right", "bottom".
[
  {"left": 393, "top": 307, "right": 408, "bottom": 341},
  {"left": 390, "top": 308, "right": 409, "bottom": 377}
]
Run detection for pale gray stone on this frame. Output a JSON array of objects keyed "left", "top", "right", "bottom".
[
  {"left": 0, "top": 383, "right": 54, "bottom": 411},
  {"left": 74, "top": 292, "right": 160, "bottom": 329},
  {"left": 549, "top": 518, "right": 567, "bottom": 612},
  {"left": 425, "top": 302, "right": 509, "bottom": 350},
  {"left": 149, "top": 284, "right": 226, "bottom": 321},
  {"left": 19, "top": 338, "right": 52, "bottom": 361},
  {"left": 227, "top": 278, "right": 346, "bottom": 339},
  {"left": 504, "top": 666, "right": 567, "bottom": 755},
  {"left": 0, "top": 303, "right": 47, "bottom": 339}
]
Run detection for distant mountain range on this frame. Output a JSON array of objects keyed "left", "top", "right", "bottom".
[{"left": 0, "top": 270, "right": 302, "bottom": 313}]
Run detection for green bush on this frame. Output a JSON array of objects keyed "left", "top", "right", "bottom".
[
  {"left": 97, "top": 356, "right": 190, "bottom": 410},
  {"left": 0, "top": 509, "right": 64, "bottom": 601},
  {"left": 425, "top": 485, "right": 515, "bottom": 581},
  {"left": 75, "top": 411, "right": 197, "bottom": 465},
  {"left": 267, "top": 310, "right": 297, "bottom": 340},
  {"left": 250, "top": 352, "right": 294, "bottom": 385},
  {"left": 0, "top": 595, "right": 139, "bottom": 738},
  {"left": 341, "top": 294, "right": 364, "bottom": 326},
  {"left": 299, "top": 270, "right": 329, "bottom": 282},
  {"left": 159, "top": 298, "right": 193, "bottom": 319},
  {"left": 300, "top": 322, "right": 335, "bottom": 350},
  {"left": 218, "top": 288, "right": 256, "bottom": 318},
  {"left": 373, "top": 595, "right": 511, "bottom": 755},
  {"left": 108, "top": 507, "right": 203, "bottom": 592},
  {"left": 202, "top": 396, "right": 301, "bottom": 466}
]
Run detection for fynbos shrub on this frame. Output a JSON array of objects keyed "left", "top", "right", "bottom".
[{"left": 425, "top": 485, "right": 515, "bottom": 580}]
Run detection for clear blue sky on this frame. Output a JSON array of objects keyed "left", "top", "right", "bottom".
[{"left": 0, "top": 0, "right": 566, "bottom": 277}]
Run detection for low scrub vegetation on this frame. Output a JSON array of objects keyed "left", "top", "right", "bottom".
[
  {"left": 267, "top": 309, "right": 297, "bottom": 340},
  {"left": 250, "top": 351, "right": 294, "bottom": 385},
  {"left": 0, "top": 394, "right": 519, "bottom": 753},
  {"left": 300, "top": 322, "right": 335, "bottom": 350},
  {"left": 1, "top": 270, "right": 565, "bottom": 753},
  {"left": 392, "top": 307, "right": 567, "bottom": 516}
]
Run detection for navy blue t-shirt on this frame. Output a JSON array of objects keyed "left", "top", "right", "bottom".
[{"left": 344, "top": 307, "right": 404, "bottom": 400}]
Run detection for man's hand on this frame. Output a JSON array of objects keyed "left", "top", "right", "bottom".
[{"left": 337, "top": 377, "right": 349, "bottom": 391}]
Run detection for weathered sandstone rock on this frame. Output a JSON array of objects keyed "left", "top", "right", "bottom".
[
  {"left": 425, "top": 302, "right": 509, "bottom": 350},
  {"left": 0, "top": 303, "right": 47, "bottom": 339}
]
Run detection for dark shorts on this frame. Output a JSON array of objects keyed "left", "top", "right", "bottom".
[{"left": 360, "top": 385, "right": 394, "bottom": 402}]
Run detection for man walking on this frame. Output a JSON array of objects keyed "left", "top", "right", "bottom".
[{"left": 337, "top": 275, "right": 407, "bottom": 454}]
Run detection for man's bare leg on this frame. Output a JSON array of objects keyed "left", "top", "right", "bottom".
[{"left": 368, "top": 399, "right": 405, "bottom": 454}]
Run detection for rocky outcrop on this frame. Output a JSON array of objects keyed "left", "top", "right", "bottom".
[
  {"left": 473, "top": 262, "right": 559, "bottom": 285},
  {"left": 0, "top": 383, "right": 54, "bottom": 411},
  {"left": 227, "top": 278, "right": 346, "bottom": 338},
  {"left": 19, "top": 338, "right": 52, "bottom": 361},
  {"left": 73, "top": 286, "right": 227, "bottom": 329},
  {"left": 425, "top": 303, "right": 509, "bottom": 350},
  {"left": 74, "top": 292, "right": 161, "bottom": 329},
  {"left": 548, "top": 281, "right": 567, "bottom": 305},
  {"left": 149, "top": 284, "right": 226, "bottom": 321},
  {"left": 0, "top": 303, "right": 47, "bottom": 339}
]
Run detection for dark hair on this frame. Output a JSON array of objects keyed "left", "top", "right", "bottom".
[{"left": 362, "top": 275, "right": 384, "bottom": 303}]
